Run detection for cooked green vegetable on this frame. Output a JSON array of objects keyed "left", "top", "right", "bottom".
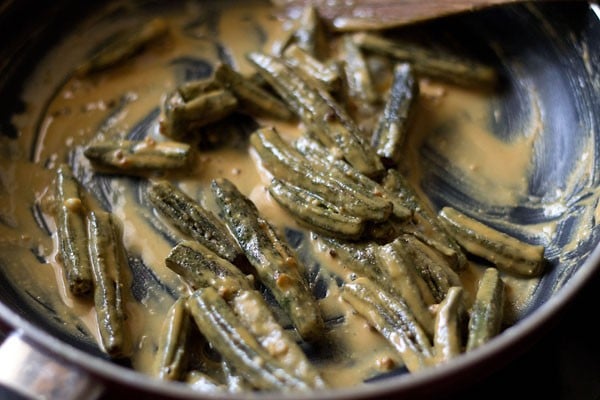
[
  {"left": 283, "top": 44, "right": 341, "bottom": 92},
  {"left": 153, "top": 296, "right": 192, "bottom": 381},
  {"left": 160, "top": 89, "right": 238, "bottom": 139},
  {"left": 382, "top": 169, "right": 467, "bottom": 270},
  {"left": 352, "top": 32, "right": 498, "bottom": 87},
  {"left": 212, "top": 63, "right": 293, "bottom": 120},
  {"left": 165, "top": 240, "right": 326, "bottom": 389},
  {"left": 178, "top": 78, "right": 223, "bottom": 102},
  {"left": 187, "top": 287, "right": 312, "bottom": 391},
  {"left": 268, "top": 178, "right": 365, "bottom": 240},
  {"left": 438, "top": 207, "right": 545, "bottom": 277},
  {"left": 246, "top": 52, "right": 384, "bottom": 177},
  {"left": 230, "top": 290, "right": 327, "bottom": 389},
  {"left": 147, "top": 180, "right": 243, "bottom": 264},
  {"left": 76, "top": 17, "right": 169, "bottom": 76},
  {"left": 294, "top": 136, "right": 411, "bottom": 220},
  {"left": 211, "top": 178, "right": 324, "bottom": 342},
  {"left": 433, "top": 286, "right": 465, "bottom": 362},
  {"left": 251, "top": 127, "right": 392, "bottom": 222},
  {"left": 392, "top": 234, "right": 462, "bottom": 303},
  {"left": 165, "top": 240, "right": 252, "bottom": 292},
  {"left": 316, "top": 236, "right": 383, "bottom": 282},
  {"left": 83, "top": 138, "right": 191, "bottom": 173},
  {"left": 289, "top": 5, "right": 329, "bottom": 60},
  {"left": 377, "top": 240, "right": 435, "bottom": 336},
  {"left": 341, "top": 277, "right": 434, "bottom": 373},
  {"left": 371, "top": 63, "right": 418, "bottom": 166},
  {"left": 341, "top": 34, "right": 378, "bottom": 107},
  {"left": 55, "top": 164, "right": 94, "bottom": 296},
  {"left": 466, "top": 268, "right": 505, "bottom": 351},
  {"left": 87, "top": 210, "right": 130, "bottom": 358}
]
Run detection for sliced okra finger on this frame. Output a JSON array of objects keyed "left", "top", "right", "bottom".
[
  {"left": 55, "top": 164, "right": 93, "bottom": 296},
  {"left": 251, "top": 127, "right": 392, "bottom": 222},
  {"left": 83, "top": 138, "right": 191, "bottom": 173},
  {"left": 289, "top": 5, "right": 329, "bottom": 60},
  {"left": 230, "top": 290, "right": 327, "bottom": 389},
  {"left": 392, "top": 234, "right": 462, "bottom": 304},
  {"left": 282, "top": 44, "right": 341, "bottom": 92},
  {"left": 371, "top": 62, "right": 419, "bottom": 166},
  {"left": 466, "top": 268, "right": 505, "bottom": 351},
  {"left": 160, "top": 89, "right": 238, "bottom": 140},
  {"left": 213, "top": 62, "right": 293, "bottom": 120},
  {"left": 341, "top": 34, "right": 378, "bottom": 107},
  {"left": 376, "top": 241, "right": 435, "bottom": 336},
  {"left": 433, "top": 286, "right": 466, "bottom": 363},
  {"left": 147, "top": 180, "right": 243, "bottom": 264},
  {"left": 76, "top": 17, "right": 169, "bottom": 76},
  {"left": 165, "top": 241, "right": 326, "bottom": 389},
  {"left": 438, "top": 206, "right": 545, "bottom": 277},
  {"left": 153, "top": 296, "right": 192, "bottom": 381},
  {"left": 341, "top": 277, "right": 434, "bottom": 373},
  {"left": 268, "top": 179, "right": 365, "bottom": 240},
  {"left": 383, "top": 169, "right": 467, "bottom": 270},
  {"left": 352, "top": 32, "right": 498, "bottom": 88},
  {"left": 246, "top": 51, "right": 384, "bottom": 178},
  {"left": 177, "top": 78, "right": 223, "bottom": 102},
  {"left": 187, "top": 287, "right": 312, "bottom": 391},
  {"left": 87, "top": 210, "right": 131, "bottom": 358},
  {"left": 165, "top": 240, "right": 251, "bottom": 292},
  {"left": 211, "top": 178, "right": 325, "bottom": 342},
  {"left": 294, "top": 136, "right": 411, "bottom": 220}
]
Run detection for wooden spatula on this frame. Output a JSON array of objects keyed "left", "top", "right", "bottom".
[{"left": 273, "top": 0, "right": 558, "bottom": 31}]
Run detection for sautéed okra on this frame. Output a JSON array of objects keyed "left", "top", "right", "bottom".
[{"left": 46, "top": 4, "right": 546, "bottom": 394}]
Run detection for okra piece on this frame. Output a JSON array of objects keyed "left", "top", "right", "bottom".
[
  {"left": 165, "top": 240, "right": 251, "bottom": 292},
  {"left": 294, "top": 136, "right": 411, "bottom": 220},
  {"left": 341, "top": 35, "right": 378, "bottom": 106},
  {"left": 352, "top": 32, "right": 498, "bottom": 88},
  {"left": 187, "top": 287, "right": 312, "bottom": 391},
  {"left": 55, "top": 164, "right": 93, "bottom": 296},
  {"left": 231, "top": 290, "right": 327, "bottom": 389},
  {"left": 211, "top": 178, "right": 325, "bottom": 342},
  {"left": 160, "top": 89, "right": 238, "bottom": 139},
  {"left": 466, "top": 268, "right": 505, "bottom": 351},
  {"left": 438, "top": 207, "right": 545, "bottom": 277},
  {"left": 153, "top": 297, "right": 192, "bottom": 381},
  {"left": 433, "top": 286, "right": 465, "bottom": 363},
  {"left": 371, "top": 63, "right": 419, "bottom": 166},
  {"left": 290, "top": 5, "right": 329, "bottom": 60},
  {"left": 83, "top": 138, "right": 191, "bottom": 173},
  {"left": 166, "top": 241, "right": 326, "bottom": 389},
  {"left": 77, "top": 18, "right": 169, "bottom": 76},
  {"left": 247, "top": 52, "right": 384, "bottom": 178},
  {"left": 392, "top": 234, "right": 462, "bottom": 304},
  {"left": 383, "top": 169, "right": 467, "bottom": 270},
  {"left": 342, "top": 277, "right": 434, "bottom": 373},
  {"left": 148, "top": 180, "right": 243, "bottom": 264},
  {"left": 317, "top": 236, "right": 383, "bottom": 283},
  {"left": 213, "top": 63, "right": 293, "bottom": 120},
  {"left": 283, "top": 44, "right": 341, "bottom": 92},
  {"left": 251, "top": 127, "right": 391, "bottom": 222},
  {"left": 268, "top": 179, "right": 365, "bottom": 240},
  {"left": 377, "top": 241, "right": 435, "bottom": 336},
  {"left": 87, "top": 210, "right": 130, "bottom": 358},
  {"left": 178, "top": 78, "right": 223, "bottom": 102}
]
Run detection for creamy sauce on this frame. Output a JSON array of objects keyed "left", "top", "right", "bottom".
[{"left": 0, "top": 0, "right": 558, "bottom": 392}]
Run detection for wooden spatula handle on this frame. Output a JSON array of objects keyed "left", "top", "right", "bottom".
[{"left": 273, "top": 0, "right": 548, "bottom": 30}]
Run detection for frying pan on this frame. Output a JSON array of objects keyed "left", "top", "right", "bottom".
[{"left": 0, "top": 1, "right": 599, "bottom": 399}]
